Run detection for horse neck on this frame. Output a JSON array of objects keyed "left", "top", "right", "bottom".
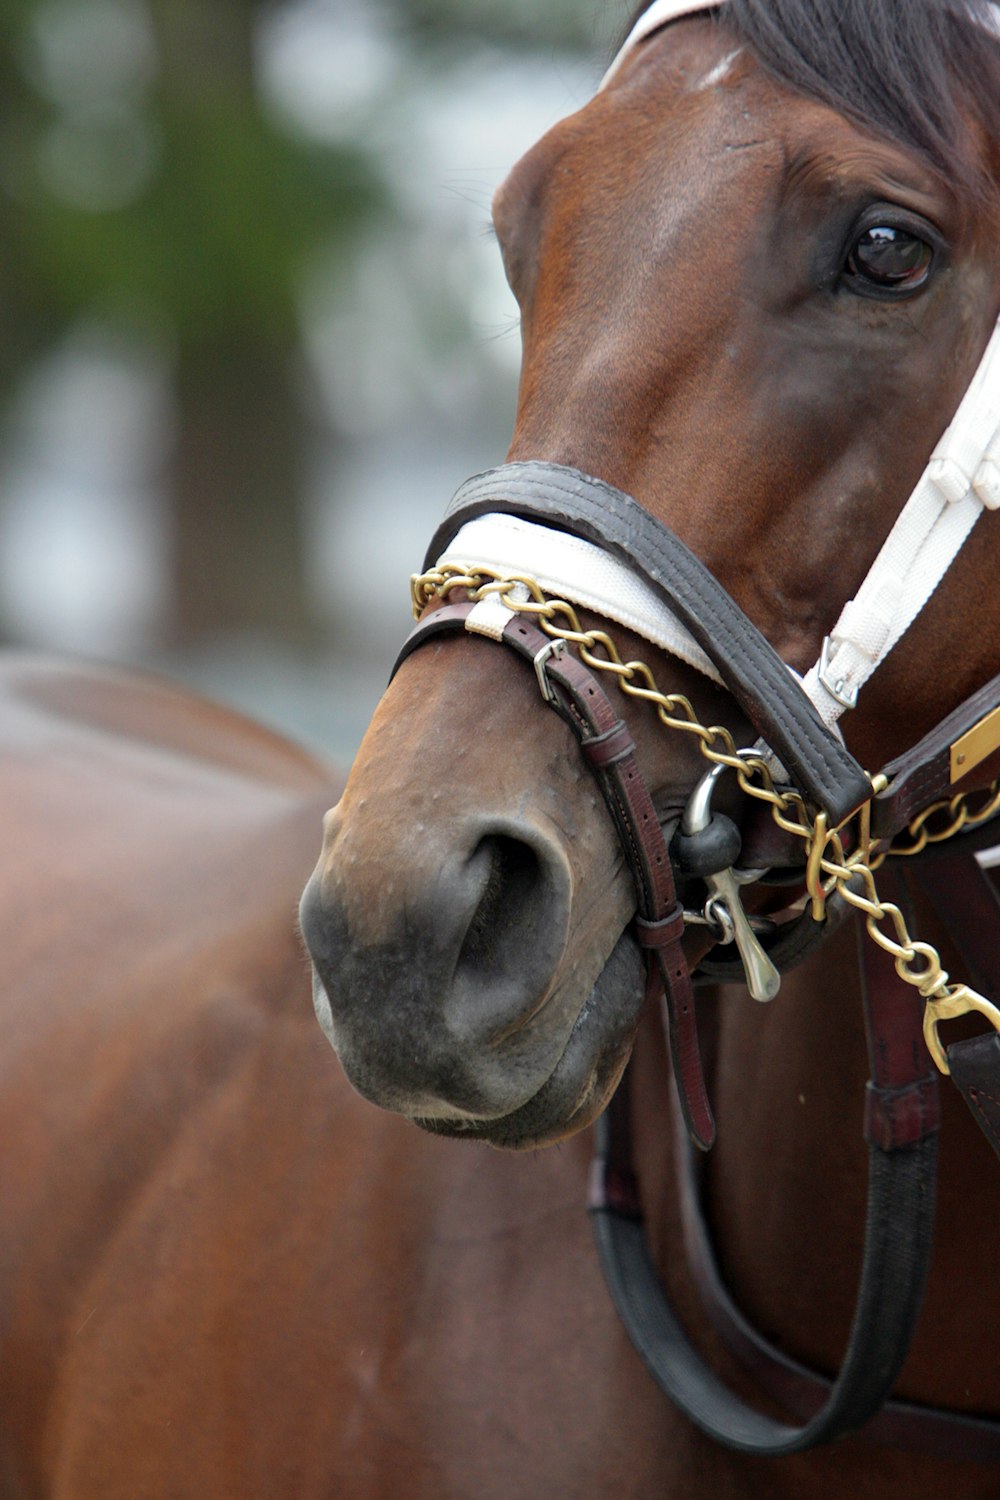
[{"left": 629, "top": 877, "right": 1000, "bottom": 1415}]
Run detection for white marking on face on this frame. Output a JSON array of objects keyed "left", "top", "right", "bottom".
[{"left": 694, "top": 48, "right": 742, "bottom": 91}]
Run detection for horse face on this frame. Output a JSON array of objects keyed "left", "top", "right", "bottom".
[{"left": 301, "top": 17, "right": 1000, "bottom": 1148}]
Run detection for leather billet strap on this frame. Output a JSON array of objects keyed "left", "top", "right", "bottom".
[
  {"left": 872, "top": 670, "right": 1000, "bottom": 840},
  {"left": 424, "top": 462, "right": 872, "bottom": 826}
]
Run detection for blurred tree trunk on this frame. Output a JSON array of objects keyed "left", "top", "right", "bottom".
[
  {"left": 149, "top": 0, "right": 315, "bottom": 646},
  {"left": 169, "top": 338, "right": 314, "bottom": 645}
]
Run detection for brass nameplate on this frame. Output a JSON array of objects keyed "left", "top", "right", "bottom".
[{"left": 951, "top": 704, "right": 1000, "bottom": 784}]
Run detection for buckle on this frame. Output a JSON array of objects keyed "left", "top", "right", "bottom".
[
  {"left": 818, "top": 636, "right": 859, "bottom": 710},
  {"left": 532, "top": 637, "right": 567, "bottom": 704}
]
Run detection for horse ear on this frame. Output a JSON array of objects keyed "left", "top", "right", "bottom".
[{"left": 603, "top": 0, "right": 722, "bottom": 89}]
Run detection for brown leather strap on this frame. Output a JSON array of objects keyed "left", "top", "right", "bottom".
[
  {"left": 859, "top": 868, "right": 941, "bottom": 1151},
  {"left": 872, "top": 674, "right": 1000, "bottom": 840},
  {"left": 502, "top": 613, "right": 716, "bottom": 1151}
]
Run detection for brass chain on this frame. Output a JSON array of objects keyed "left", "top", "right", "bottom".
[
  {"left": 881, "top": 783, "right": 1000, "bottom": 859},
  {"left": 412, "top": 564, "right": 1000, "bottom": 1072}
]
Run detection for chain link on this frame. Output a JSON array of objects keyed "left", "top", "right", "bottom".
[
  {"left": 883, "top": 783, "right": 1000, "bottom": 858},
  {"left": 412, "top": 564, "right": 1000, "bottom": 1072}
]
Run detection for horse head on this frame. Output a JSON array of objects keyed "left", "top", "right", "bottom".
[{"left": 301, "top": 0, "right": 1000, "bottom": 1150}]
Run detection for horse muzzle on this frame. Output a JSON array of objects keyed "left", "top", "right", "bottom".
[{"left": 298, "top": 670, "right": 642, "bottom": 1146}]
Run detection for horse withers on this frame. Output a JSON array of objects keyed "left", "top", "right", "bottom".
[{"left": 301, "top": 0, "right": 1000, "bottom": 1494}]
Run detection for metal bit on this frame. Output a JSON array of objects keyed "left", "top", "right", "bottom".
[{"left": 681, "top": 763, "right": 781, "bottom": 1002}]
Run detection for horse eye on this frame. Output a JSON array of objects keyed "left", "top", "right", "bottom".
[{"left": 845, "top": 225, "right": 933, "bottom": 291}]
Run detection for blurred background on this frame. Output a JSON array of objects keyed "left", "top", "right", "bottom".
[{"left": 0, "top": 0, "right": 630, "bottom": 763}]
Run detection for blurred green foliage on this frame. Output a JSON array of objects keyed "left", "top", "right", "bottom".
[
  {"left": 0, "top": 0, "right": 614, "bottom": 646},
  {"left": 390, "top": 0, "right": 613, "bottom": 53},
  {"left": 0, "top": 0, "right": 385, "bottom": 373}
]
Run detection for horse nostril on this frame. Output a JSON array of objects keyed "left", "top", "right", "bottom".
[{"left": 457, "top": 834, "right": 547, "bottom": 981}]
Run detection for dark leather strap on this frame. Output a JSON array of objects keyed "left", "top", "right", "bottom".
[
  {"left": 910, "top": 851, "right": 1000, "bottom": 1160},
  {"left": 591, "top": 1105, "right": 938, "bottom": 1455},
  {"left": 873, "top": 674, "right": 1000, "bottom": 840},
  {"left": 591, "top": 857, "right": 1000, "bottom": 1459},
  {"left": 588, "top": 860, "right": 943, "bottom": 1458},
  {"left": 665, "top": 867, "right": 1000, "bottom": 1461},
  {"left": 394, "top": 601, "right": 716, "bottom": 1149},
  {"left": 948, "top": 1034, "right": 1000, "bottom": 1160},
  {"left": 424, "top": 462, "right": 872, "bottom": 825},
  {"left": 673, "top": 1073, "right": 1000, "bottom": 1461}
]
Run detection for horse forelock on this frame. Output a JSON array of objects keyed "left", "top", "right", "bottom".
[{"left": 619, "top": 0, "right": 1000, "bottom": 205}]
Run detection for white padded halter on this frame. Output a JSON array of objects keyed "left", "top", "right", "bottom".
[
  {"left": 601, "top": 0, "right": 723, "bottom": 88},
  {"left": 438, "top": 513, "right": 724, "bottom": 684},
  {"left": 441, "top": 0, "right": 1000, "bottom": 730}
]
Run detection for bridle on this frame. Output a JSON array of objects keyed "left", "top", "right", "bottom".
[
  {"left": 392, "top": 0, "right": 1000, "bottom": 1463},
  {"left": 399, "top": 457, "right": 1000, "bottom": 1459}
]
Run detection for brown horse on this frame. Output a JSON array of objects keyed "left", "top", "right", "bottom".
[
  {"left": 300, "top": 0, "right": 1000, "bottom": 1495},
  {"left": 4, "top": 4, "right": 1000, "bottom": 1500}
]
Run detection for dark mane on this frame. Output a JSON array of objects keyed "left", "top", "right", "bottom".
[{"left": 622, "top": 0, "right": 1000, "bottom": 200}]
